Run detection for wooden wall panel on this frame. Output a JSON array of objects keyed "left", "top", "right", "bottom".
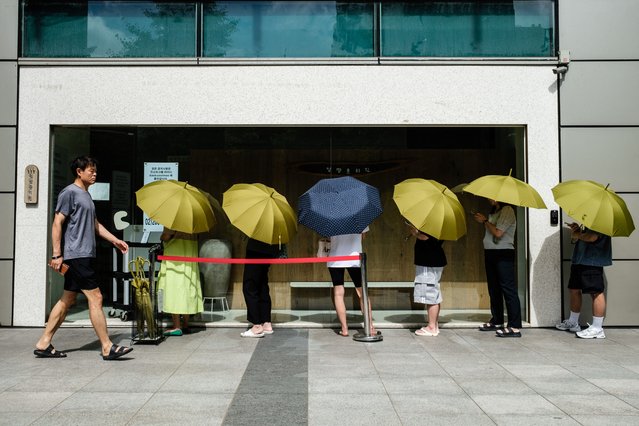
[{"left": 191, "top": 147, "right": 510, "bottom": 311}]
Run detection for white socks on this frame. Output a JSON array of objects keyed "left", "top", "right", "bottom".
[
  {"left": 592, "top": 316, "right": 604, "bottom": 329},
  {"left": 569, "top": 311, "right": 580, "bottom": 324},
  {"left": 567, "top": 312, "right": 603, "bottom": 329}
]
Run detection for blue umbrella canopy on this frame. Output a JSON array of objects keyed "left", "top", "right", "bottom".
[{"left": 298, "top": 176, "right": 383, "bottom": 237}]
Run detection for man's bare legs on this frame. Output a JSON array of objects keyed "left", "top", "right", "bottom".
[
  {"left": 82, "top": 287, "right": 116, "bottom": 356},
  {"left": 592, "top": 292, "right": 606, "bottom": 317},
  {"left": 35, "top": 290, "right": 77, "bottom": 351},
  {"left": 569, "top": 288, "right": 582, "bottom": 313},
  {"left": 333, "top": 285, "right": 349, "bottom": 336},
  {"left": 569, "top": 288, "right": 606, "bottom": 319}
]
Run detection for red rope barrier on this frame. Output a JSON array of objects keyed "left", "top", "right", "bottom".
[{"left": 157, "top": 255, "right": 360, "bottom": 264}]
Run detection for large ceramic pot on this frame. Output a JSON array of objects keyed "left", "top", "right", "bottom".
[{"left": 199, "top": 239, "right": 232, "bottom": 297}]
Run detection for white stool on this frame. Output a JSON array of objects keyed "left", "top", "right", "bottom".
[{"left": 203, "top": 296, "right": 229, "bottom": 312}]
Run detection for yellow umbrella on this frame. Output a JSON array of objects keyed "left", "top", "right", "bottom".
[
  {"left": 464, "top": 170, "right": 547, "bottom": 209},
  {"left": 552, "top": 180, "right": 635, "bottom": 237},
  {"left": 222, "top": 183, "right": 297, "bottom": 245},
  {"left": 135, "top": 180, "right": 215, "bottom": 234},
  {"left": 450, "top": 183, "right": 469, "bottom": 194},
  {"left": 393, "top": 178, "right": 467, "bottom": 241}
]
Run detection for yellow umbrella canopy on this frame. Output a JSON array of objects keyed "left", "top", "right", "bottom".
[
  {"left": 450, "top": 183, "right": 469, "bottom": 194},
  {"left": 393, "top": 178, "right": 467, "bottom": 241},
  {"left": 135, "top": 179, "right": 215, "bottom": 234},
  {"left": 222, "top": 183, "right": 297, "bottom": 245},
  {"left": 552, "top": 180, "right": 635, "bottom": 237},
  {"left": 464, "top": 170, "right": 547, "bottom": 209}
]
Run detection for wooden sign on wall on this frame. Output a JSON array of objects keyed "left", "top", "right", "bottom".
[{"left": 24, "top": 164, "right": 39, "bottom": 204}]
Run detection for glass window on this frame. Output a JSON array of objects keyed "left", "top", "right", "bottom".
[
  {"left": 22, "top": 1, "right": 196, "bottom": 58},
  {"left": 202, "top": 1, "right": 374, "bottom": 58},
  {"left": 381, "top": 1, "right": 555, "bottom": 57},
  {"left": 50, "top": 125, "right": 527, "bottom": 327}
]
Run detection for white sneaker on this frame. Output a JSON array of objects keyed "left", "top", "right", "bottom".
[
  {"left": 556, "top": 319, "right": 581, "bottom": 332},
  {"left": 576, "top": 324, "right": 605, "bottom": 339}
]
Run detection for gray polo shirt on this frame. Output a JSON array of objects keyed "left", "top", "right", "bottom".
[
  {"left": 482, "top": 205, "right": 516, "bottom": 250},
  {"left": 55, "top": 184, "right": 97, "bottom": 259}
]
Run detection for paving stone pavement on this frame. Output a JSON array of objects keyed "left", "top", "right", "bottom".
[{"left": 2, "top": 326, "right": 639, "bottom": 425}]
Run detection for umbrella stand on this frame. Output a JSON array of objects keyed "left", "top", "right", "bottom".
[
  {"left": 131, "top": 245, "right": 164, "bottom": 344},
  {"left": 353, "top": 253, "right": 383, "bottom": 343}
]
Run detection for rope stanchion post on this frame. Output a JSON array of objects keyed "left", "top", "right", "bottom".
[{"left": 353, "top": 252, "right": 383, "bottom": 343}]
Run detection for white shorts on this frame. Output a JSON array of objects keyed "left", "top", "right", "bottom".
[{"left": 414, "top": 266, "right": 444, "bottom": 305}]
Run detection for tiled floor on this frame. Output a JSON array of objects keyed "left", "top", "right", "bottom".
[{"left": 3, "top": 326, "right": 639, "bottom": 425}]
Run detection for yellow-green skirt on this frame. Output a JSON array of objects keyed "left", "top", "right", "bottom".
[{"left": 157, "top": 238, "right": 203, "bottom": 315}]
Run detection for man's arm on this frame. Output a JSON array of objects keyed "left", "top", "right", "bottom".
[
  {"left": 95, "top": 219, "right": 129, "bottom": 254},
  {"left": 50, "top": 212, "right": 66, "bottom": 269}
]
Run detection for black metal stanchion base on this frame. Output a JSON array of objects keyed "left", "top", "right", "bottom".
[{"left": 353, "top": 330, "right": 383, "bottom": 342}]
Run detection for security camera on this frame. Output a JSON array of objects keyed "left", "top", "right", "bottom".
[{"left": 553, "top": 65, "right": 568, "bottom": 75}]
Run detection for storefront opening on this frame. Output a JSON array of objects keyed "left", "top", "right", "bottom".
[{"left": 48, "top": 126, "right": 528, "bottom": 328}]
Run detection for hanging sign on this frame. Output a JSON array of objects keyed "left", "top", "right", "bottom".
[
  {"left": 142, "top": 162, "right": 178, "bottom": 233},
  {"left": 294, "top": 161, "right": 405, "bottom": 176}
]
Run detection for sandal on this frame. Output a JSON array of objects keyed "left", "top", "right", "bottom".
[
  {"left": 496, "top": 327, "right": 521, "bottom": 338},
  {"left": 478, "top": 322, "right": 502, "bottom": 332},
  {"left": 102, "top": 344, "right": 133, "bottom": 360},
  {"left": 240, "top": 329, "right": 264, "bottom": 338},
  {"left": 415, "top": 327, "right": 439, "bottom": 337},
  {"left": 34, "top": 344, "right": 67, "bottom": 358},
  {"left": 337, "top": 330, "right": 349, "bottom": 337}
]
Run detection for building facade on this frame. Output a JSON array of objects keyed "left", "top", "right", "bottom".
[{"left": 1, "top": 1, "right": 636, "bottom": 327}]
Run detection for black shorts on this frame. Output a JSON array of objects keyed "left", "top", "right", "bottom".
[
  {"left": 64, "top": 258, "right": 100, "bottom": 293},
  {"left": 328, "top": 267, "right": 362, "bottom": 288},
  {"left": 568, "top": 264, "right": 605, "bottom": 294}
]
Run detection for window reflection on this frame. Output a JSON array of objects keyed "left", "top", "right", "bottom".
[
  {"left": 21, "top": 1, "right": 556, "bottom": 59},
  {"left": 203, "top": 1, "right": 374, "bottom": 57},
  {"left": 87, "top": 2, "right": 196, "bottom": 57},
  {"left": 23, "top": 1, "right": 196, "bottom": 58},
  {"left": 381, "top": 1, "right": 555, "bottom": 57}
]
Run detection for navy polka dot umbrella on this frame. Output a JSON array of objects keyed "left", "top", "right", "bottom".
[{"left": 298, "top": 176, "right": 383, "bottom": 237}]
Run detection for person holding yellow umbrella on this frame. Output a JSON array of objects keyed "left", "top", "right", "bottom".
[
  {"left": 135, "top": 179, "right": 216, "bottom": 336},
  {"left": 553, "top": 180, "right": 634, "bottom": 339},
  {"left": 465, "top": 171, "right": 546, "bottom": 338},
  {"left": 555, "top": 222, "right": 611, "bottom": 339},
  {"left": 472, "top": 200, "right": 521, "bottom": 337},
  {"left": 393, "top": 178, "right": 466, "bottom": 337},
  {"left": 222, "top": 183, "right": 297, "bottom": 338},
  {"left": 157, "top": 228, "right": 203, "bottom": 336}
]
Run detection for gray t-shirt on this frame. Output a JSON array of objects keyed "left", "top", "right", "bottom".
[
  {"left": 55, "top": 184, "right": 96, "bottom": 259},
  {"left": 482, "top": 205, "right": 516, "bottom": 250}
]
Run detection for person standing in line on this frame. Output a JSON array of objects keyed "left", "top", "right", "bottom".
[
  {"left": 34, "top": 155, "right": 133, "bottom": 360},
  {"left": 158, "top": 228, "right": 203, "bottom": 336},
  {"left": 327, "top": 227, "right": 376, "bottom": 337},
  {"left": 473, "top": 199, "right": 522, "bottom": 338},
  {"left": 407, "top": 223, "right": 446, "bottom": 337},
  {"left": 556, "top": 223, "right": 611, "bottom": 339},
  {"left": 240, "top": 238, "right": 280, "bottom": 338}
]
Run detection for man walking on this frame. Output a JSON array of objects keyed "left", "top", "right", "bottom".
[
  {"left": 34, "top": 155, "right": 133, "bottom": 359},
  {"left": 556, "top": 222, "right": 612, "bottom": 339}
]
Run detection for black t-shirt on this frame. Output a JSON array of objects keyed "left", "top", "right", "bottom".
[
  {"left": 414, "top": 235, "right": 447, "bottom": 267},
  {"left": 246, "top": 238, "right": 281, "bottom": 259}
]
